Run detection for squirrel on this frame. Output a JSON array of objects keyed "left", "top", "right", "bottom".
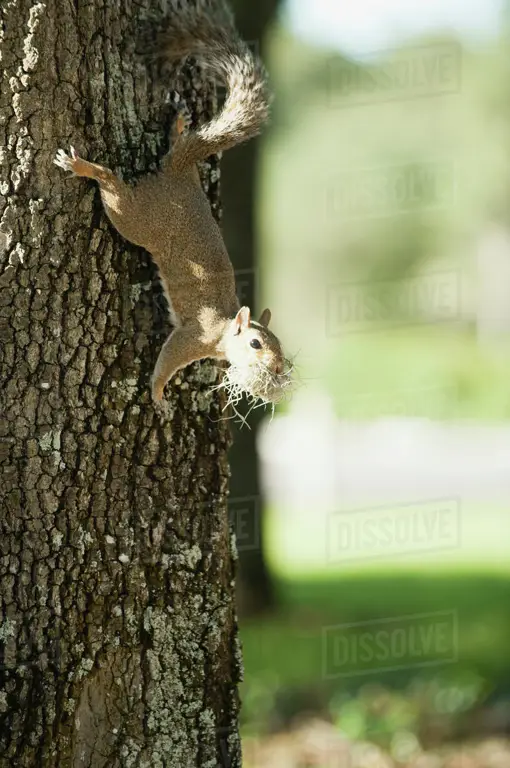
[{"left": 54, "top": 6, "right": 292, "bottom": 405}]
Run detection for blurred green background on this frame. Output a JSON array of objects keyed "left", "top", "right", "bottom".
[{"left": 223, "top": 1, "right": 510, "bottom": 765}]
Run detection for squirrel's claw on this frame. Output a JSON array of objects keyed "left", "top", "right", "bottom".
[{"left": 54, "top": 147, "right": 77, "bottom": 174}]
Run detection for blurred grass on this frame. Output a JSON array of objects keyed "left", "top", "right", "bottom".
[
  {"left": 241, "top": 573, "right": 510, "bottom": 687},
  {"left": 241, "top": 501, "right": 510, "bottom": 733},
  {"left": 240, "top": 572, "right": 510, "bottom": 734}
]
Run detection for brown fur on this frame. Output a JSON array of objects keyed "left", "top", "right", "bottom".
[{"left": 54, "top": 7, "right": 287, "bottom": 403}]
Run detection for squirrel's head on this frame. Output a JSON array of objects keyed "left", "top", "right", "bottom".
[{"left": 221, "top": 306, "right": 293, "bottom": 404}]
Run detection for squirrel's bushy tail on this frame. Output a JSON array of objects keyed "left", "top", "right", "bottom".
[{"left": 162, "top": 8, "right": 271, "bottom": 168}]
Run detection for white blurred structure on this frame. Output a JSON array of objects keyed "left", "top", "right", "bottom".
[
  {"left": 258, "top": 388, "right": 339, "bottom": 508},
  {"left": 259, "top": 385, "right": 510, "bottom": 507},
  {"left": 258, "top": 385, "right": 510, "bottom": 573}
]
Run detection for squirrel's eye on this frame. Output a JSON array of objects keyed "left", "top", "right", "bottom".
[{"left": 250, "top": 338, "right": 262, "bottom": 350}]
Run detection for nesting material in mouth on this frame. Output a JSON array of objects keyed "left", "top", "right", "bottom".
[{"left": 213, "top": 358, "right": 295, "bottom": 414}]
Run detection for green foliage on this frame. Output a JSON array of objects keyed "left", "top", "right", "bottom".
[{"left": 260, "top": 27, "right": 510, "bottom": 416}]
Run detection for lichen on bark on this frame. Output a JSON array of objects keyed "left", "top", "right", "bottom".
[{"left": 0, "top": 1, "right": 242, "bottom": 766}]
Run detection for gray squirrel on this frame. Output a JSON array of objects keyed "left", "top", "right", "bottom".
[{"left": 55, "top": 6, "right": 292, "bottom": 405}]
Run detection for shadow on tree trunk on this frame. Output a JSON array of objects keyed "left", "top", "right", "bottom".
[{"left": 223, "top": 0, "right": 283, "bottom": 618}]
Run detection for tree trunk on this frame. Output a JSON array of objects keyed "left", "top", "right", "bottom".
[{"left": 0, "top": 1, "right": 241, "bottom": 766}]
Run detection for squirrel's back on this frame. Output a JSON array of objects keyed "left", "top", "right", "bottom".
[{"left": 161, "top": 7, "right": 271, "bottom": 169}]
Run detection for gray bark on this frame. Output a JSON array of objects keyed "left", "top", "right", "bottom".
[{"left": 0, "top": 1, "right": 241, "bottom": 766}]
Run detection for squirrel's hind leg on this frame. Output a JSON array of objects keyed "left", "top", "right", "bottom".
[
  {"left": 151, "top": 327, "right": 211, "bottom": 402},
  {"left": 162, "top": 113, "right": 200, "bottom": 185}
]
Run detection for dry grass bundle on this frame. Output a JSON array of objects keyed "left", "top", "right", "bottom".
[{"left": 212, "top": 357, "right": 295, "bottom": 427}]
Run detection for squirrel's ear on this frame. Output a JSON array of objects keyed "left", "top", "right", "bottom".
[
  {"left": 235, "top": 306, "right": 251, "bottom": 333},
  {"left": 258, "top": 308, "right": 271, "bottom": 327}
]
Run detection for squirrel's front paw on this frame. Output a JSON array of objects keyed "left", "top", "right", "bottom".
[{"left": 54, "top": 146, "right": 80, "bottom": 174}]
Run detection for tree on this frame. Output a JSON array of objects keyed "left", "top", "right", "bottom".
[{"left": 0, "top": 1, "right": 241, "bottom": 765}]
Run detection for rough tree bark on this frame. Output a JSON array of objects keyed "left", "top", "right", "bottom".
[{"left": 0, "top": 1, "right": 242, "bottom": 766}]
